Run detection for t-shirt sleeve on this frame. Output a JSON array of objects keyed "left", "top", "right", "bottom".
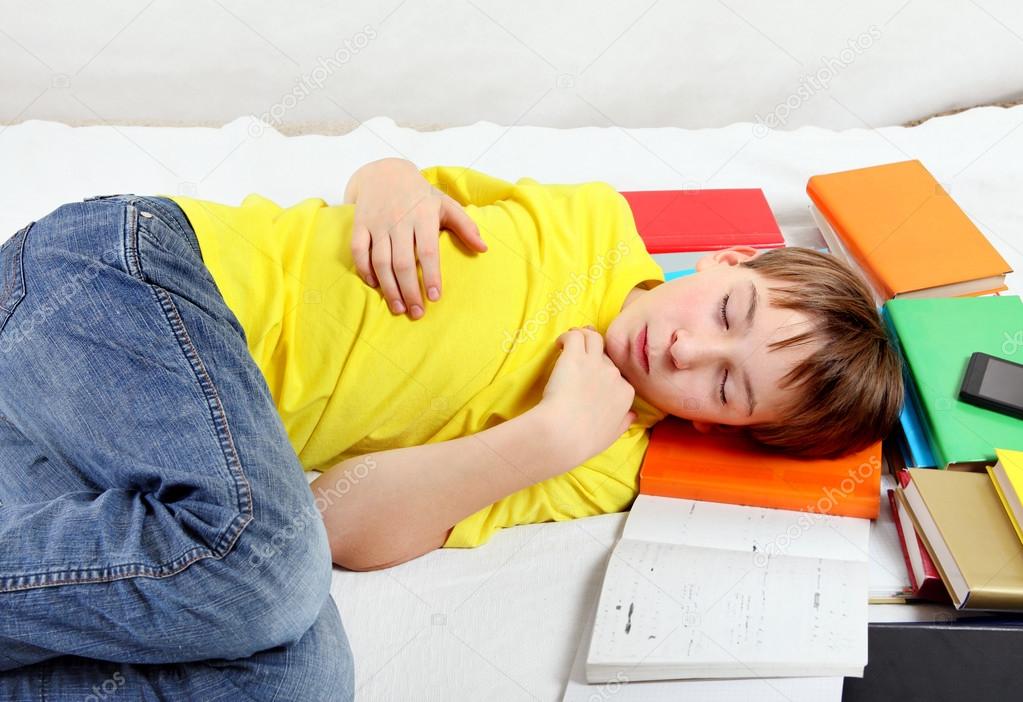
[
  {"left": 443, "top": 423, "right": 652, "bottom": 548},
  {"left": 420, "top": 165, "right": 517, "bottom": 207}
]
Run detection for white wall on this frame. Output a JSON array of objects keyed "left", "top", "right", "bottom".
[{"left": 1, "top": 0, "right": 1022, "bottom": 132}]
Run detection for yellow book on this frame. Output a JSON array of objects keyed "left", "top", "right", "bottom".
[{"left": 988, "top": 448, "right": 1023, "bottom": 547}]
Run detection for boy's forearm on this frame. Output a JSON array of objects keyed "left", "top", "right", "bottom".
[{"left": 312, "top": 404, "right": 572, "bottom": 571}]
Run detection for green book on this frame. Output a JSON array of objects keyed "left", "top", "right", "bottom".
[{"left": 885, "top": 295, "right": 1023, "bottom": 469}]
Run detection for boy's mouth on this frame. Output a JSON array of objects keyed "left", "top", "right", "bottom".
[{"left": 633, "top": 324, "right": 650, "bottom": 374}]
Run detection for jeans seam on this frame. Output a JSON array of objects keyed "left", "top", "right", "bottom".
[
  {"left": 0, "top": 204, "right": 255, "bottom": 593},
  {"left": 0, "top": 223, "right": 30, "bottom": 327},
  {"left": 123, "top": 204, "right": 255, "bottom": 554},
  {"left": 129, "top": 195, "right": 204, "bottom": 263},
  {"left": 152, "top": 284, "right": 255, "bottom": 547},
  {"left": 0, "top": 547, "right": 217, "bottom": 594}
]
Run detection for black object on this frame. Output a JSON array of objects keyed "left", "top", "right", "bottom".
[
  {"left": 958, "top": 351, "right": 1023, "bottom": 420},
  {"left": 843, "top": 620, "right": 1023, "bottom": 702}
]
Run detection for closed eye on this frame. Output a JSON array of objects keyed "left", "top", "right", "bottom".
[{"left": 718, "top": 292, "right": 731, "bottom": 404}]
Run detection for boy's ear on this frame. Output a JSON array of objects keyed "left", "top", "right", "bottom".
[{"left": 694, "top": 245, "right": 759, "bottom": 273}]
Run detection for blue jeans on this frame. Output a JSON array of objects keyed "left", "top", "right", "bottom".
[{"left": 0, "top": 196, "right": 355, "bottom": 700}]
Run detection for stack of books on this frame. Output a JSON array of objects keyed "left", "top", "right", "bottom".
[
  {"left": 891, "top": 459, "right": 1023, "bottom": 611},
  {"left": 805, "top": 159, "right": 1023, "bottom": 611},
  {"left": 882, "top": 296, "right": 1023, "bottom": 471},
  {"left": 806, "top": 159, "right": 1018, "bottom": 474}
]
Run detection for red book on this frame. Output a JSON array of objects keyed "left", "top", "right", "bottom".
[
  {"left": 890, "top": 470, "right": 952, "bottom": 603},
  {"left": 620, "top": 189, "right": 785, "bottom": 254},
  {"left": 638, "top": 416, "right": 881, "bottom": 519}
]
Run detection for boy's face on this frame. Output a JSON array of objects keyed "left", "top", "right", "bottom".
[{"left": 605, "top": 246, "right": 820, "bottom": 432}]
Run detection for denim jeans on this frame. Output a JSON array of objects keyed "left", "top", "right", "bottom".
[{"left": 0, "top": 195, "right": 355, "bottom": 700}]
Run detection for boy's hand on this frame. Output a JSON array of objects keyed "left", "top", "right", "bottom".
[
  {"left": 538, "top": 326, "right": 637, "bottom": 468},
  {"left": 347, "top": 158, "right": 488, "bottom": 319}
]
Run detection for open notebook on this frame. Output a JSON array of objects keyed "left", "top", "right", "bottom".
[
  {"left": 585, "top": 495, "right": 871, "bottom": 682},
  {"left": 564, "top": 606, "right": 844, "bottom": 702}
]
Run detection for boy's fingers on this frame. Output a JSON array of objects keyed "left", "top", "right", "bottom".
[
  {"left": 350, "top": 224, "right": 377, "bottom": 287},
  {"left": 391, "top": 225, "right": 424, "bottom": 319},
  {"left": 370, "top": 236, "right": 404, "bottom": 315},
  {"left": 579, "top": 326, "right": 602, "bottom": 354},
  {"left": 557, "top": 328, "right": 585, "bottom": 355},
  {"left": 440, "top": 195, "right": 487, "bottom": 252},
  {"left": 414, "top": 216, "right": 442, "bottom": 303}
]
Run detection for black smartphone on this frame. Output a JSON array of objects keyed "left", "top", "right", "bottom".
[{"left": 958, "top": 352, "right": 1023, "bottom": 420}]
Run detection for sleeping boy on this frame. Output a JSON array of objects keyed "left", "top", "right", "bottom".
[{"left": 170, "top": 157, "right": 903, "bottom": 570}]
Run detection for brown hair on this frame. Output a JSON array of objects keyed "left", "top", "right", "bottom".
[{"left": 737, "top": 247, "right": 903, "bottom": 459}]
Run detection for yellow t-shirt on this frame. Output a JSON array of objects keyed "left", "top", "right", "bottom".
[{"left": 169, "top": 166, "right": 667, "bottom": 548}]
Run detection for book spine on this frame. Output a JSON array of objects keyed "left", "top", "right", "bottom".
[
  {"left": 891, "top": 424, "right": 915, "bottom": 469},
  {"left": 880, "top": 306, "right": 939, "bottom": 467},
  {"left": 888, "top": 488, "right": 921, "bottom": 592},
  {"left": 806, "top": 179, "right": 895, "bottom": 299},
  {"left": 901, "top": 391, "right": 941, "bottom": 468}
]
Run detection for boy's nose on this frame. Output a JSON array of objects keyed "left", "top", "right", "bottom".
[{"left": 670, "top": 329, "right": 719, "bottom": 369}]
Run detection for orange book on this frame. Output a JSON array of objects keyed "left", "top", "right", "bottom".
[
  {"left": 806, "top": 160, "right": 1011, "bottom": 302},
  {"left": 639, "top": 417, "right": 882, "bottom": 519}
]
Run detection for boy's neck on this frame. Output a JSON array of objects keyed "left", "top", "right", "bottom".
[{"left": 620, "top": 284, "right": 648, "bottom": 313}]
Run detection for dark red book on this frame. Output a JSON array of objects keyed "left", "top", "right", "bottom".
[
  {"left": 619, "top": 189, "right": 784, "bottom": 254},
  {"left": 889, "top": 470, "right": 952, "bottom": 604}
]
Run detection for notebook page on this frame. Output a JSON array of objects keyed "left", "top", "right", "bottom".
[
  {"left": 563, "top": 602, "right": 843, "bottom": 702},
  {"left": 587, "top": 538, "right": 868, "bottom": 680},
  {"left": 623, "top": 494, "right": 871, "bottom": 563},
  {"left": 868, "top": 473, "right": 913, "bottom": 598}
]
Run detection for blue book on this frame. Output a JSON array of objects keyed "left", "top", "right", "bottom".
[
  {"left": 890, "top": 422, "right": 917, "bottom": 469},
  {"left": 898, "top": 394, "right": 938, "bottom": 468},
  {"left": 880, "top": 306, "right": 938, "bottom": 468},
  {"left": 663, "top": 267, "right": 695, "bottom": 281}
]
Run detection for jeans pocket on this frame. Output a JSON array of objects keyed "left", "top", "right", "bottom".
[
  {"left": 137, "top": 212, "right": 178, "bottom": 255},
  {"left": 0, "top": 222, "right": 31, "bottom": 333}
]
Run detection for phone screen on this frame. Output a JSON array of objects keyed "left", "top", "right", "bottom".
[{"left": 978, "top": 356, "right": 1023, "bottom": 407}]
